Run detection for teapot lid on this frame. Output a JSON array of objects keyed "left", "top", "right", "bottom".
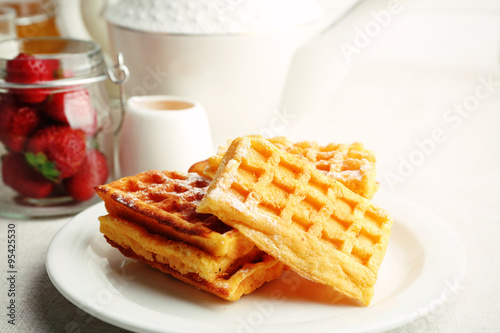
[{"left": 105, "top": 0, "right": 323, "bottom": 34}]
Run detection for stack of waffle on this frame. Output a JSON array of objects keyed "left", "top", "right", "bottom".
[
  {"left": 96, "top": 136, "right": 392, "bottom": 305},
  {"left": 95, "top": 171, "right": 284, "bottom": 301}
]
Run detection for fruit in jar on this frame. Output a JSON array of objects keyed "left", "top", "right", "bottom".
[
  {"left": 5, "top": 53, "right": 58, "bottom": 104},
  {"left": 0, "top": 52, "right": 109, "bottom": 202},
  {"left": 63, "top": 149, "right": 109, "bottom": 201},
  {"left": 6, "top": 53, "right": 56, "bottom": 82},
  {"left": 1, "top": 152, "right": 54, "bottom": 198},
  {"left": 0, "top": 98, "right": 41, "bottom": 152},
  {"left": 26, "top": 125, "right": 87, "bottom": 180},
  {"left": 44, "top": 89, "right": 97, "bottom": 135}
]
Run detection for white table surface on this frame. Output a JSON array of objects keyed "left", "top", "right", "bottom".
[{"left": 1, "top": 1, "right": 499, "bottom": 332}]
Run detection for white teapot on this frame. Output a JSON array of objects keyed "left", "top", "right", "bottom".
[{"left": 57, "top": 0, "right": 376, "bottom": 145}]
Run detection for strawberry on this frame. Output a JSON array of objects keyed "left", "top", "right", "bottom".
[
  {"left": 45, "top": 58, "right": 61, "bottom": 78},
  {"left": 1, "top": 152, "right": 54, "bottom": 198},
  {"left": 63, "top": 149, "right": 109, "bottom": 201},
  {"left": 0, "top": 98, "right": 41, "bottom": 151},
  {"left": 6, "top": 53, "right": 57, "bottom": 104},
  {"left": 6, "top": 53, "right": 55, "bottom": 82},
  {"left": 26, "top": 125, "right": 87, "bottom": 180},
  {"left": 44, "top": 89, "right": 97, "bottom": 135}
]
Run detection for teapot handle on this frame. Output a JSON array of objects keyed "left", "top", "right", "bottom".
[{"left": 56, "top": 0, "right": 114, "bottom": 55}]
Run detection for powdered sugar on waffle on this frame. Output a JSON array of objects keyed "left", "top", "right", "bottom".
[
  {"left": 168, "top": 173, "right": 210, "bottom": 203},
  {"left": 331, "top": 169, "right": 363, "bottom": 182},
  {"left": 110, "top": 171, "right": 210, "bottom": 205}
]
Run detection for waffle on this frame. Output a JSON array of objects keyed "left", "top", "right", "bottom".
[
  {"left": 99, "top": 214, "right": 284, "bottom": 301},
  {"left": 189, "top": 136, "right": 378, "bottom": 199},
  {"left": 197, "top": 136, "right": 393, "bottom": 306},
  {"left": 95, "top": 170, "right": 255, "bottom": 258}
]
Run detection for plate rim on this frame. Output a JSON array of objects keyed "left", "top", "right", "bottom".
[{"left": 45, "top": 191, "right": 467, "bottom": 333}]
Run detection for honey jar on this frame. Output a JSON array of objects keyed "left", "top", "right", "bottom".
[{"left": 1, "top": 0, "right": 60, "bottom": 38}]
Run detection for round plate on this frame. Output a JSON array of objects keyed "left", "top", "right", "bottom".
[{"left": 46, "top": 192, "right": 466, "bottom": 333}]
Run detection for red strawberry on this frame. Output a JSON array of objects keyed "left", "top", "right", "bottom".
[
  {"left": 6, "top": 53, "right": 56, "bottom": 82},
  {"left": 0, "top": 98, "right": 41, "bottom": 151},
  {"left": 45, "top": 58, "right": 61, "bottom": 77},
  {"left": 26, "top": 125, "right": 87, "bottom": 180},
  {"left": 63, "top": 149, "right": 109, "bottom": 201},
  {"left": 44, "top": 89, "right": 97, "bottom": 135},
  {"left": 6, "top": 53, "right": 56, "bottom": 104},
  {"left": 1, "top": 152, "right": 54, "bottom": 198}
]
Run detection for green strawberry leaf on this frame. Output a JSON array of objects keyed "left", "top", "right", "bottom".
[
  {"left": 88, "top": 137, "right": 99, "bottom": 151},
  {"left": 25, "top": 152, "right": 60, "bottom": 182}
]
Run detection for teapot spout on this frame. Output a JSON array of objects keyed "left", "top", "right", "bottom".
[{"left": 282, "top": 0, "right": 398, "bottom": 118}]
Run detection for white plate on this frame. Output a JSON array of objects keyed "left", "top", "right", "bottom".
[{"left": 46, "top": 192, "right": 466, "bottom": 333}]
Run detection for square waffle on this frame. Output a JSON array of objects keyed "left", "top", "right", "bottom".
[
  {"left": 99, "top": 214, "right": 284, "bottom": 301},
  {"left": 95, "top": 170, "right": 255, "bottom": 258},
  {"left": 197, "top": 136, "right": 393, "bottom": 306},
  {"left": 189, "top": 136, "right": 378, "bottom": 199}
]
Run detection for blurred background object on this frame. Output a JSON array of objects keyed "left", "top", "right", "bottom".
[
  {"left": 0, "top": 0, "right": 59, "bottom": 37},
  {"left": 0, "top": 5, "right": 15, "bottom": 40}
]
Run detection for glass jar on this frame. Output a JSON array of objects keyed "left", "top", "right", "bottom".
[
  {"left": 0, "top": 37, "right": 117, "bottom": 218},
  {"left": 1, "top": 0, "right": 60, "bottom": 38}
]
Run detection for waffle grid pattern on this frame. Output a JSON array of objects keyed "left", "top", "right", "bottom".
[
  {"left": 231, "top": 141, "right": 387, "bottom": 272},
  {"left": 199, "top": 137, "right": 393, "bottom": 305},
  {"left": 95, "top": 170, "right": 254, "bottom": 257},
  {"left": 109, "top": 170, "right": 209, "bottom": 205},
  {"left": 190, "top": 136, "right": 378, "bottom": 199}
]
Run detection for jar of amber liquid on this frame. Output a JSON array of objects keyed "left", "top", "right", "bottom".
[
  {"left": 0, "top": 37, "right": 117, "bottom": 218},
  {"left": 1, "top": 0, "right": 60, "bottom": 38}
]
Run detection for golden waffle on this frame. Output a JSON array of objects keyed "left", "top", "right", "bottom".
[
  {"left": 95, "top": 170, "right": 255, "bottom": 258},
  {"left": 189, "top": 136, "right": 378, "bottom": 199},
  {"left": 197, "top": 136, "right": 393, "bottom": 306},
  {"left": 99, "top": 214, "right": 284, "bottom": 301}
]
